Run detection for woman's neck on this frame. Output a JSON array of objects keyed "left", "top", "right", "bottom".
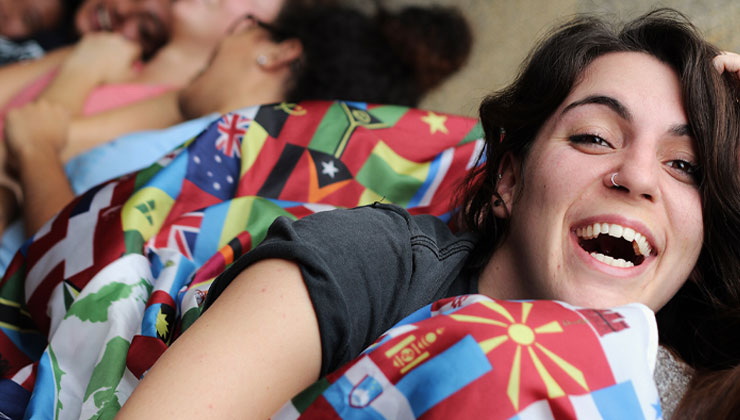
[
  {"left": 132, "top": 38, "right": 214, "bottom": 87},
  {"left": 477, "top": 244, "right": 527, "bottom": 301}
]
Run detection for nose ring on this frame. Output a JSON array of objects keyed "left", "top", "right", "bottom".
[{"left": 610, "top": 173, "right": 621, "bottom": 189}]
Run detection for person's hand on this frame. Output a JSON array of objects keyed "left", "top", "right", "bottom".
[
  {"left": 4, "top": 100, "right": 71, "bottom": 166},
  {"left": 61, "top": 32, "right": 142, "bottom": 84},
  {"left": 713, "top": 52, "right": 740, "bottom": 76}
]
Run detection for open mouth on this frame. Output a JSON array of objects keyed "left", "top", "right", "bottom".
[
  {"left": 575, "top": 223, "right": 655, "bottom": 268},
  {"left": 96, "top": 5, "right": 112, "bottom": 31}
]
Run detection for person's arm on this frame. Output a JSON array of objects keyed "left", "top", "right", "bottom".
[
  {"left": 62, "top": 90, "right": 182, "bottom": 160},
  {"left": 117, "top": 259, "right": 322, "bottom": 419},
  {"left": 0, "top": 47, "right": 71, "bottom": 107},
  {"left": 4, "top": 100, "right": 73, "bottom": 235},
  {"left": 37, "top": 33, "right": 141, "bottom": 116}
]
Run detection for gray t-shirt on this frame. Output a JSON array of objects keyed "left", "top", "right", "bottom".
[{"left": 204, "top": 203, "right": 479, "bottom": 375}]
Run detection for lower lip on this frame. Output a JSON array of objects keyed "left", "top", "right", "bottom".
[{"left": 569, "top": 232, "right": 652, "bottom": 278}]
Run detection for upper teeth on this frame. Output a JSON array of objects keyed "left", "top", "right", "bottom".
[
  {"left": 575, "top": 222, "right": 653, "bottom": 258},
  {"left": 98, "top": 7, "right": 111, "bottom": 30}
]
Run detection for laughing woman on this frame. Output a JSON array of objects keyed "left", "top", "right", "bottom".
[{"left": 118, "top": 9, "right": 740, "bottom": 419}]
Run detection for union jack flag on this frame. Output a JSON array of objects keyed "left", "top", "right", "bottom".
[
  {"left": 147, "top": 211, "right": 204, "bottom": 260},
  {"left": 215, "top": 114, "right": 251, "bottom": 158}
]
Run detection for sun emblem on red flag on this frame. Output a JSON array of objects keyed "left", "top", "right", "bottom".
[
  {"left": 215, "top": 113, "right": 251, "bottom": 158},
  {"left": 451, "top": 301, "right": 593, "bottom": 412}
]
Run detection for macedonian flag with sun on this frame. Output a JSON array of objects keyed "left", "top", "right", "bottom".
[{"left": 278, "top": 295, "right": 661, "bottom": 419}]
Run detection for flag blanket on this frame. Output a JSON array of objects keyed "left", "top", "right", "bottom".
[
  {"left": 0, "top": 100, "right": 483, "bottom": 419},
  {"left": 274, "top": 295, "right": 662, "bottom": 420}
]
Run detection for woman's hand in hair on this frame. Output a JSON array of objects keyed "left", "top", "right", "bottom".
[{"left": 713, "top": 51, "right": 740, "bottom": 76}]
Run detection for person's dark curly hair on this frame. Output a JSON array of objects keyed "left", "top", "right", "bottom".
[{"left": 266, "top": 1, "right": 472, "bottom": 106}]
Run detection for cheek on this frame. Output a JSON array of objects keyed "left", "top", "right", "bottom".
[
  {"left": 118, "top": 22, "right": 141, "bottom": 43},
  {"left": 667, "top": 189, "right": 704, "bottom": 265},
  {"left": 251, "top": 0, "right": 283, "bottom": 22},
  {"left": 75, "top": 1, "right": 98, "bottom": 33}
]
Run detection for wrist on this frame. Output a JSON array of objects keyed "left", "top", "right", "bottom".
[
  {"left": 13, "top": 143, "right": 60, "bottom": 171},
  {"left": 55, "top": 61, "right": 104, "bottom": 89}
]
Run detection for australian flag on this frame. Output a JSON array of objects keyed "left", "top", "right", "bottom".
[{"left": 183, "top": 112, "right": 251, "bottom": 201}]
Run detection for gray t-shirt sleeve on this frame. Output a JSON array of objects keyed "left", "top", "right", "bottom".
[{"left": 204, "top": 203, "right": 478, "bottom": 375}]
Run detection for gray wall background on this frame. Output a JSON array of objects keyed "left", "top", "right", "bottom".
[{"left": 397, "top": 0, "right": 740, "bottom": 116}]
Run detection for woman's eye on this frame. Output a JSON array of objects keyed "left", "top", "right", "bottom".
[
  {"left": 568, "top": 134, "right": 612, "bottom": 148},
  {"left": 667, "top": 159, "right": 698, "bottom": 174}
]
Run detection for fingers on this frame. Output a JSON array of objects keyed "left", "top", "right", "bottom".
[
  {"left": 713, "top": 51, "right": 740, "bottom": 75},
  {"left": 66, "top": 32, "right": 142, "bottom": 83}
]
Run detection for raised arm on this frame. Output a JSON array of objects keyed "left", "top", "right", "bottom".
[
  {"left": 117, "top": 259, "right": 323, "bottom": 419},
  {"left": 37, "top": 33, "right": 141, "bottom": 116}
]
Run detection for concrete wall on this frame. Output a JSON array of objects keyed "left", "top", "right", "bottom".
[{"left": 409, "top": 0, "right": 740, "bottom": 116}]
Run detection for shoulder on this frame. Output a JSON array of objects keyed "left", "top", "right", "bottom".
[{"left": 289, "top": 203, "right": 475, "bottom": 245}]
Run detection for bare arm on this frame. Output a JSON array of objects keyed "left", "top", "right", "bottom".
[
  {"left": 117, "top": 259, "right": 323, "bottom": 419},
  {"left": 0, "top": 47, "right": 71, "bottom": 108},
  {"left": 38, "top": 33, "right": 141, "bottom": 117},
  {"left": 5, "top": 101, "right": 73, "bottom": 235},
  {"left": 62, "top": 90, "right": 182, "bottom": 160}
]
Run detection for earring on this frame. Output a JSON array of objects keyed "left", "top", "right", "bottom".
[{"left": 256, "top": 55, "right": 267, "bottom": 67}]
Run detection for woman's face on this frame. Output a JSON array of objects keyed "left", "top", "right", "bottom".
[
  {"left": 488, "top": 52, "right": 703, "bottom": 311},
  {"left": 0, "top": 0, "right": 62, "bottom": 39},
  {"left": 177, "top": 17, "right": 279, "bottom": 119},
  {"left": 75, "top": 0, "right": 172, "bottom": 57},
  {"left": 171, "top": 0, "right": 283, "bottom": 46}
]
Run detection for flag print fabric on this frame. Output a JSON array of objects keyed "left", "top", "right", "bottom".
[
  {"left": 274, "top": 295, "right": 663, "bottom": 420},
  {"left": 0, "top": 100, "right": 483, "bottom": 419}
]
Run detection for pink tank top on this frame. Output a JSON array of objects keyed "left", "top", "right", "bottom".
[{"left": 0, "top": 68, "right": 173, "bottom": 139}]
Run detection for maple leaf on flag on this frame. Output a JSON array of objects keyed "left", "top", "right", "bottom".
[{"left": 215, "top": 113, "right": 251, "bottom": 158}]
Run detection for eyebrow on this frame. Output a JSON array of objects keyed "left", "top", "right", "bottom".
[
  {"left": 668, "top": 123, "right": 690, "bottom": 137},
  {"left": 562, "top": 94, "right": 691, "bottom": 137},
  {"left": 562, "top": 95, "right": 632, "bottom": 122}
]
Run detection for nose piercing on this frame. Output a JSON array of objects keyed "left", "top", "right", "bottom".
[{"left": 610, "top": 173, "right": 621, "bottom": 188}]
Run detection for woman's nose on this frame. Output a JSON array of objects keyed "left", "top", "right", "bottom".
[{"left": 606, "top": 148, "right": 660, "bottom": 202}]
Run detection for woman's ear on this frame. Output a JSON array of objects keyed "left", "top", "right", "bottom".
[
  {"left": 257, "top": 39, "right": 303, "bottom": 71},
  {"left": 492, "top": 152, "right": 521, "bottom": 218}
]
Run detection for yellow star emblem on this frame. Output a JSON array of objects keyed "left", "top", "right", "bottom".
[
  {"left": 155, "top": 308, "right": 170, "bottom": 338},
  {"left": 421, "top": 111, "right": 449, "bottom": 135}
]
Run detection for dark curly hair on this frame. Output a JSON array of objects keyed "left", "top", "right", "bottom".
[
  {"left": 455, "top": 8, "right": 740, "bottom": 371},
  {"left": 266, "top": 1, "right": 472, "bottom": 106}
]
